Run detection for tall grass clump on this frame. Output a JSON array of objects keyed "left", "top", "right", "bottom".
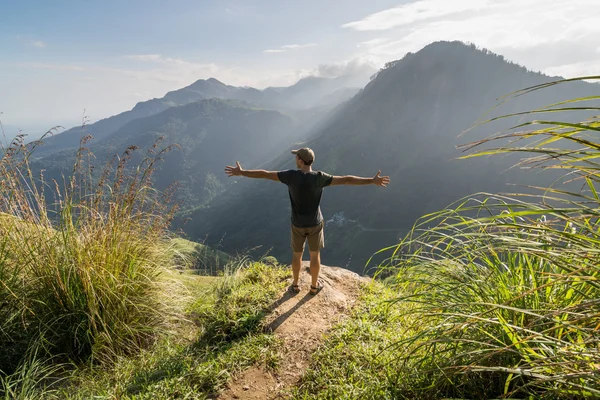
[
  {"left": 377, "top": 77, "right": 600, "bottom": 398},
  {"left": 0, "top": 129, "right": 180, "bottom": 379}
]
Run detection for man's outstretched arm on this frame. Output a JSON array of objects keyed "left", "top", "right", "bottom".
[
  {"left": 224, "top": 161, "right": 279, "bottom": 181},
  {"left": 330, "top": 170, "right": 390, "bottom": 187}
]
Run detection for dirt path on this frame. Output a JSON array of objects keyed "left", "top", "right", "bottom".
[{"left": 218, "top": 263, "right": 369, "bottom": 400}]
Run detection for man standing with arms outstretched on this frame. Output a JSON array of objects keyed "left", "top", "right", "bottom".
[{"left": 225, "top": 147, "right": 390, "bottom": 295}]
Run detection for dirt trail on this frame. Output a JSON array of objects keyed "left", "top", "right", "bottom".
[{"left": 218, "top": 262, "right": 369, "bottom": 400}]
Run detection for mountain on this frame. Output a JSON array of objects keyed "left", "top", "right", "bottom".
[
  {"left": 34, "top": 99, "right": 295, "bottom": 208},
  {"left": 265, "top": 74, "right": 368, "bottom": 110},
  {"left": 178, "top": 41, "right": 600, "bottom": 273},
  {"left": 33, "top": 74, "right": 369, "bottom": 158}
]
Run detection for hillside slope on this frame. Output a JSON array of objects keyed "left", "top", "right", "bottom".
[
  {"left": 180, "top": 41, "right": 600, "bottom": 272},
  {"left": 34, "top": 99, "right": 296, "bottom": 207}
]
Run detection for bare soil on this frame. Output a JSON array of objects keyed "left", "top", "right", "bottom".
[{"left": 217, "top": 262, "right": 369, "bottom": 400}]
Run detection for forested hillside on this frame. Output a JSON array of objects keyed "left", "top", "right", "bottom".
[{"left": 34, "top": 99, "right": 295, "bottom": 207}]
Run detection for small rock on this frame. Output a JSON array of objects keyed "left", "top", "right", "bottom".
[{"left": 243, "top": 385, "right": 250, "bottom": 391}]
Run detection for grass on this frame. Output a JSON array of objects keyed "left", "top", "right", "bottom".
[
  {"left": 368, "top": 77, "right": 600, "bottom": 398},
  {"left": 53, "top": 260, "right": 290, "bottom": 399},
  {"left": 0, "top": 258, "right": 289, "bottom": 399},
  {"left": 169, "top": 237, "right": 231, "bottom": 275},
  {"left": 0, "top": 133, "right": 183, "bottom": 374},
  {"left": 293, "top": 282, "right": 415, "bottom": 400},
  {"left": 0, "top": 129, "right": 188, "bottom": 398}
]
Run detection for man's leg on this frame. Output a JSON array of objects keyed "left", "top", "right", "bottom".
[
  {"left": 308, "top": 250, "right": 321, "bottom": 288},
  {"left": 292, "top": 251, "right": 303, "bottom": 285},
  {"left": 307, "top": 221, "right": 325, "bottom": 291},
  {"left": 290, "top": 224, "right": 305, "bottom": 289}
]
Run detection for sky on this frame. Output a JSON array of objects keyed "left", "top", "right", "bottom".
[{"left": 1, "top": 0, "right": 599, "bottom": 134}]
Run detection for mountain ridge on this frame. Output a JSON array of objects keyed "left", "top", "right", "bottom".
[
  {"left": 33, "top": 98, "right": 297, "bottom": 209},
  {"left": 33, "top": 73, "right": 370, "bottom": 157}
]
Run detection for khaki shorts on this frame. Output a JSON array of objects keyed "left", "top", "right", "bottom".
[{"left": 291, "top": 221, "right": 325, "bottom": 253}]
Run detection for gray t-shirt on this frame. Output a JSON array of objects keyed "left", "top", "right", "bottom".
[{"left": 277, "top": 170, "right": 333, "bottom": 228}]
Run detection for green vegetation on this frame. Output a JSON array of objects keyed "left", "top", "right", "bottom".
[
  {"left": 1, "top": 234, "right": 288, "bottom": 399},
  {"left": 293, "top": 282, "right": 412, "bottom": 399},
  {"left": 169, "top": 237, "right": 230, "bottom": 274},
  {"left": 382, "top": 79, "right": 600, "bottom": 398},
  {"left": 0, "top": 134, "right": 180, "bottom": 377},
  {"left": 53, "top": 261, "right": 289, "bottom": 399}
]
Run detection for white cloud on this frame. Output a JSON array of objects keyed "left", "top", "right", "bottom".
[
  {"left": 16, "top": 62, "right": 83, "bottom": 71},
  {"left": 357, "top": 38, "right": 391, "bottom": 48},
  {"left": 281, "top": 43, "right": 316, "bottom": 50},
  {"left": 544, "top": 61, "right": 600, "bottom": 79},
  {"left": 263, "top": 43, "right": 316, "bottom": 54},
  {"left": 120, "top": 54, "right": 220, "bottom": 80},
  {"left": 124, "top": 54, "right": 162, "bottom": 62},
  {"left": 347, "top": 0, "right": 600, "bottom": 78},
  {"left": 312, "top": 57, "right": 378, "bottom": 79},
  {"left": 16, "top": 36, "right": 46, "bottom": 48},
  {"left": 343, "top": 0, "right": 489, "bottom": 31}
]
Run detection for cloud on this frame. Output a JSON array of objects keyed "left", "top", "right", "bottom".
[
  {"left": 312, "top": 57, "right": 378, "bottom": 79},
  {"left": 347, "top": 0, "right": 600, "bottom": 78},
  {"left": 263, "top": 43, "right": 316, "bottom": 54},
  {"left": 122, "top": 54, "right": 220, "bottom": 75},
  {"left": 281, "top": 43, "right": 316, "bottom": 50},
  {"left": 16, "top": 36, "right": 46, "bottom": 48},
  {"left": 544, "top": 61, "right": 600, "bottom": 79},
  {"left": 124, "top": 54, "right": 162, "bottom": 62},
  {"left": 357, "top": 38, "right": 391, "bottom": 48},
  {"left": 15, "top": 62, "right": 83, "bottom": 71},
  {"left": 343, "top": 0, "right": 488, "bottom": 31},
  {"left": 14, "top": 55, "right": 311, "bottom": 89}
]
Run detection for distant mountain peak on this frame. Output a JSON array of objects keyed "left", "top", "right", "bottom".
[
  {"left": 188, "top": 77, "right": 227, "bottom": 89},
  {"left": 385, "top": 40, "right": 533, "bottom": 75},
  {"left": 206, "top": 77, "right": 225, "bottom": 85}
]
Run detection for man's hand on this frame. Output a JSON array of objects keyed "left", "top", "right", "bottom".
[
  {"left": 225, "top": 161, "right": 243, "bottom": 177},
  {"left": 373, "top": 170, "right": 390, "bottom": 187}
]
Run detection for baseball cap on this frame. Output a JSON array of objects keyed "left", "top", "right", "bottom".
[{"left": 291, "top": 147, "right": 315, "bottom": 164}]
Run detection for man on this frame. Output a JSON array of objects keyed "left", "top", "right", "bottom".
[{"left": 224, "top": 147, "right": 390, "bottom": 295}]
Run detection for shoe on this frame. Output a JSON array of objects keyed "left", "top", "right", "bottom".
[
  {"left": 309, "top": 280, "right": 324, "bottom": 295},
  {"left": 289, "top": 283, "right": 300, "bottom": 294}
]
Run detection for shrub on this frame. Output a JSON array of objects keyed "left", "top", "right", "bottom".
[{"left": 0, "top": 132, "right": 179, "bottom": 375}]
